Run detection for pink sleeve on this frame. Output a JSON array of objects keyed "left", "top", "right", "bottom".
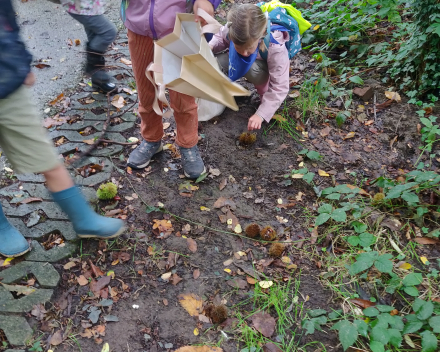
[
  {"left": 255, "top": 42, "right": 290, "bottom": 122},
  {"left": 209, "top": 26, "right": 230, "bottom": 53}
]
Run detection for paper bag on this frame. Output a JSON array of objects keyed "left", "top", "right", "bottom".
[{"left": 146, "top": 10, "right": 250, "bottom": 116}]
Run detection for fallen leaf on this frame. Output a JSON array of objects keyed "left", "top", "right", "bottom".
[
  {"left": 262, "top": 342, "right": 283, "bottom": 352},
  {"left": 246, "top": 277, "right": 257, "bottom": 285},
  {"left": 318, "top": 169, "right": 330, "bottom": 177},
  {"left": 31, "top": 304, "right": 47, "bottom": 320},
  {"left": 252, "top": 312, "right": 276, "bottom": 337},
  {"left": 193, "top": 269, "right": 200, "bottom": 279},
  {"left": 187, "top": 238, "right": 197, "bottom": 252},
  {"left": 310, "top": 227, "right": 318, "bottom": 244},
  {"left": 420, "top": 256, "right": 429, "bottom": 264},
  {"left": 234, "top": 224, "right": 242, "bottom": 233},
  {"left": 213, "top": 197, "right": 236, "bottom": 209},
  {"left": 414, "top": 237, "right": 439, "bottom": 245},
  {"left": 258, "top": 281, "right": 273, "bottom": 289},
  {"left": 350, "top": 298, "right": 376, "bottom": 309},
  {"left": 200, "top": 206, "right": 210, "bottom": 212},
  {"left": 161, "top": 272, "right": 172, "bottom": 281},
  {"left": 120, "top": 58, "right": 132, "bottom": 66},
  {"left": 289, "top": 90, "right": 300, "bottom": 98},
  {"left": 43, "top": 115, "right": 69, "bottom": 128},
  {"left": 385, "top": 91, "right": 401, "bottom": 102},
  {"left": 227, "top": 278, "right": 248, "bottom": 289},
  {"left": 219, "top": 178, "right": 227, "bottom": 190},
  {"left": 178, "top": 293, "right": 204, "bottom": 317},
  {"left": 194, "top": 328, "right": 199, "bottom": 336},
  {"left": 174, "top": 347, "right": 223, "bottom": 352},
  {"left": 343, "top": 132, "right": 356, "bottom": 140},
  {"left": 34, "top": 63, "right": 51, "bottom": 69},
  {"left": 272, "top": 114, "right": 287, "bottom": 122},
  {"left": 170, "top": 273, "right": 183, "bottom": 285},
  {"left": 49, "top": 93, "right": 64, "bottom": 106},
  {"left": 49, "top": 330, "right": 64, "bottom": 346},
  {"left": 111, "top": 95, "right": 126, "bottom": 109},
  {"left": 399, "top": 262, "right": 412, "bottom": 270},
  {"left": 320, "top": 126, "right": 331, "bottom": 137},
  {"left": 77, "top": 275, "right": 88, "bottom": 286},
  {"left": 90, "top": 276, "right": 111, "bottom": 296}
]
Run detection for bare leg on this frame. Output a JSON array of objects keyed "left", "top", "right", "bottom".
[{"left": 42, "top": 164, "right": 74, "bottom": 193}]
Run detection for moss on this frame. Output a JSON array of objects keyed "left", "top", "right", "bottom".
[{"left": 96, "top": 182, "right": 118, "bottom": 200}]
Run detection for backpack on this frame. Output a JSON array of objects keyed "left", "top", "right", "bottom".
[{"left": 257, "top": 1, "right": 311, "bottom": 61}]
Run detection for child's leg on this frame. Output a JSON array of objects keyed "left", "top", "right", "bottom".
[
  {"left": 0, "top": 86, "right": 124, "bottom": 251},
  {"left": 126, "top": 29, "right": 164, "bottom": 169},
  {"left": 68, "top": 13, "right": 117, "bottom": 92}
]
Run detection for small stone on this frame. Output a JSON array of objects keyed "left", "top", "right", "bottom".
[
  {"left": 164, "top": 343, "right": 173, "bottom": 349},
  {"left": 353, "top": 86, "right": 374, "bottom": 101}
]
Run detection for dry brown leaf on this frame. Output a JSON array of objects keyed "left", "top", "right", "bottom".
[
  {"left": 351, "top": 298, "right": 376, "bottom": 309},
  {"left": 219, "top": 178, "right": 227, "bottom": 191},
  {"left": 252, "top": 312, "right": 276, "bottom": 337},
  {"left": 385, "top": 91, "right": 401, "bottom": 102},
  {"left": 343, "top": 132, "right": 356, "bottom": 140},
  {"left": 18, "top": 197, "right": 43, "bottom": 204},
  {"left": 31, "top": 304, "right": 47, "bottom": 320},
  {"left": 414, "top": 237, "right": 439, "bottom": 245},
  {"left": 227, "top": 278, "right": 248, "bottom": 290},
  {"left": 187, "top": 238, "right": 197, "bottom": 253},
  {"left": 43, "top": 115, "right": 69, "bottom": 128},
  {"left": 262, "top": 342, "right": 283, "bottom": 352},
  {"left": 193, "top": 269, "right": 200, "bottom": 279},
  {"left": 174, "top": 347, "right": 223, "bottom": 352},
  {"left": 49, "top": 93, "right": 64, "bottom": 106},
  {"left": 170, "top": 273, "right": 183, "bottom": 286},
  {"left": 63, "top": 261, "right": 76, "bottom": 270},
  {"left": 320, "top": 126, "right": 331, "bottom": 137},
  {"left": 49, "top": 330, "right": 64, "bottom": 346},
  {"left": 246, "top": 276, "right": 257, "bottom": 285},
  {"left": 1, "top": 283, "right": 35, "bottom": 296},
  {"left": 178, "top": 293, "right": 204, "bottom": 317},
  {"left": 272, "top": 114, "right": 287, "bottom": 122},
  {"left": 213, "top": 197, "right": 236, "bottom": 209},
  {"left": 111, "top": 95, "right": 126, "bottom": 109},
  {"left": 120, "top": 58, "right": 132, "bottom": 66},
  {"left": 310, "top": 227, "right": 318, "bottom": 244},
  {"left": 77, "top": 275, "right": 88, "bottom": 286}
]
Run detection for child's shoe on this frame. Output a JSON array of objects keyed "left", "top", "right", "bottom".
[
  {"left": 127, "top": 140, "right": 163, "bottom": 169},
  {"left": 0, "top": 206, "right": 30, "bottom": 257},
  {"left": 179, "top": 145, "right": 206, "bottom": 179},
  {"left": 51, "top": 186, "right": 124, "bottom": 239},
  {"left": 86, "top": 45, "right": 116, "bottom": 93}
]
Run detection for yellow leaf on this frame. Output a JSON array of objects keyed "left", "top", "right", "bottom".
[
  {"left": 292, "top": 173, "right": 304, "bottom": 179},
  {"left": 313, "top": 24, "right": 320, "bottom": 30},
  {"left": 399, "top": 262, "right": 412, "bottom": 270},
  {"left": 224, "top": 268, "right": 232, "bottom": 274},
  {"left": 272, "top": 114, "right": 287, "bottom": 122},
  {"left": 178, "top": 293, "right": 204, "bottom": 317},
  {"left": 318, "top": 170, "right": 330, "bottom": 177},
  {"left": 101, "top": 343, "right": 110, "bottom": 352},
  {"left": 287, "top": 264, "right": 298, "bottom": 270},
  {"left": 348, "top": 34, "right": 358, "bottom": 42},
  {"left": 161, "top": 272, "right": 172, "bottom": 280},
  {"left": 385, "top": 91, "right": 401, "bottom": 102},
  {"left": 194, "top": 328, "right": 199, "bottom": 336},
  {"left": 420, "top": 256, "right": 429, "bottom": 265},
  {"left": 107, "top": 270, "right": 115, "bottom": 279},
  {"left": 234, "top": 224, "right": 242, "bottom": 234},
  {"left": 111, "top": 259, "right": 119, "bottom": 266},
  {"left": 2, "top": 258, "right": 13, "bottom": 266},
  {"left": 200, "top": 206, "right": 210, "bottom": 211},
  {"left": 281, "top": 256, "right": 291, "bottom": 264},
  {"left": 182, "top": 235, "right": 187, "bottom": 238},
  {"left": 258, "top": 280, "right": 273, "bottom": 289},
  {"left": 227, "top": 219, "right": 233, "bottom": 225},
  {"left": 236, "top": 251, "right": 246, "bottom": 256},
  {"left": 343, "top": 132, "right": 356, "bottom": 140}
]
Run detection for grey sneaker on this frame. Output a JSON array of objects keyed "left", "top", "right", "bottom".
[
  {"left": 127, "top": 140, "right": 163, "bottom": 169},
  {"left": 180, "top": 145, "right": 206, "bottom": 179}
]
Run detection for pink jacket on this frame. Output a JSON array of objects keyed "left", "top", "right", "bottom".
[
  {"left": 210, "top": 26, "right": 290, "bottom": 122},
  {"left": 124, "top": 0, "right": 221, "bottom": 40}
]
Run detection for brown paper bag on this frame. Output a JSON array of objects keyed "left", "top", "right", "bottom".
[{"left": 146, "top": 10, "right": 250, "bottom": 116}]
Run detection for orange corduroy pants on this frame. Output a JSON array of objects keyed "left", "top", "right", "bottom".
[{"left": 127, "top": 29, "right": 199, "bottom": 148}]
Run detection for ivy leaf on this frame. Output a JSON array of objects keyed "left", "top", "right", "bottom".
[
  {"left": 353, "top": 319, "right": 368, "bottom": 337},
  {"left": 315, "top": 213, "right": 331, "bottom": 226},
  {"left": 402, "top": 273, "right": 423, "bottom": 287},
  {"left": 370, "top": 340, "right": 385, "bottom": 352},
  {"left": 428, "top": 316, "right": 440, "bottom": 333},
  {"left": 403, "top": 321, "right": 424, "bottom": 334},
  {"left": 331, "top": 208, "right": 347, "bottom": 222},
  {"left": 420, "top": 330, "right": 438, "bottom": 352},
  {"left": 404, "top": 286, "right": 420, "bottom": 297},
  {"left": 349, "top": 75, "right": 364, "bottom": 85},
  {"left": 374, "top": 254, "right": 393, "bottom": 273}
]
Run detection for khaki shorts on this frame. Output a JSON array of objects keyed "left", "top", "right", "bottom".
[{"left": 0, "top": 85, "right": 60, "bottom": 174}]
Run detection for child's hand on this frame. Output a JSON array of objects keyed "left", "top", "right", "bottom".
[
  {"left": 248, "top": 114, "right": 263, "bottom": 131},
  {"left": 24, "top": 72, "right": 35, "bottom": 87},
  {"left": 194, "top": 0, "right": 214, "bottom": 26}
]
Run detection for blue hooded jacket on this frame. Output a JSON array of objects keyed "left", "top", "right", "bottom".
[{"left": 0, "top": 0, "right": 33, "bottom": 99}]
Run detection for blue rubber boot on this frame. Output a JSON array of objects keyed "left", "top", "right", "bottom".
[
  {"left": 0, "top": 205, "right": 30, "bottom": 257},
  {"left": 51, "top": 186, "right": 125, "bottom": 239}
]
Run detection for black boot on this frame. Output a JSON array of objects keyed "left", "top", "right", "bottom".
[{"left": 86, "top": 45, "right": 116, "bottom": 93}]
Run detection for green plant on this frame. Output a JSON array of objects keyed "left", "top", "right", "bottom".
[
  {"left": 315, "top": 203, "right": 347, "bottom": 225},
  {"left": 28, "top": 341, "right": 43, "bottom": 352},
  {"left": 347, "top": 221, "right": 376, "bottom": 248},
  {"left": 419, "top": 115, "right": 440, "bottom": 152},
  {"left": 293, "top": 75, "right": 329, "bottom": 122},
  {"left": 284, "top": 167, "right": 315, "bottom": 185},
  {"left": 348, "top": 251, "right": 394, "bottom": 275},
  {"left": 298, "top": 148, "right": 322, "bottom": 160},
  {"left": 96, "top": 182, "right": 118, "bottom": 200}
]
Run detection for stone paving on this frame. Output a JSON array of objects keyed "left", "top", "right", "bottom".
[{"left": 0, "top": 35, "right": 135, "bottom": 349}]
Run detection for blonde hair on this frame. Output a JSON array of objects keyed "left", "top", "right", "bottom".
[{"left": 227, "top": 4, "right": 268, "bottom": 49}]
